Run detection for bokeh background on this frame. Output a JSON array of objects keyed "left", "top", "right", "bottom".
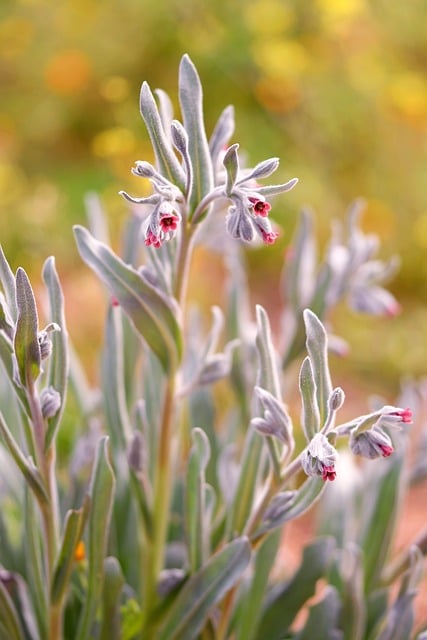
[{"left": 2, "top": 0, "right": 427, "bottom": 392}]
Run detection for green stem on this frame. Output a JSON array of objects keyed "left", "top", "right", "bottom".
[
  {"left": 27, "top": 384, "right": 60, "bottom": 639},
  {"left": 143, "top": 222, "right": 196, "bottom": 622}
]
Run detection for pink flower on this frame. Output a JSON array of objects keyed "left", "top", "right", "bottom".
[
  {"left": 159, "top": 212, "right": 180, "bottom": 234},
  {"left": 249, "top": 197, "right": 271, "bottom": 217},
  {"left": 301, "top": 433, "right": 338, "bottom": 482},
  {"left": 261, "top": 229, "right": 279, "bottom": 245},
  {"left": 145, "top": 229, "right": 162, "bottom": 248},
  {"left": 322, "top": 465, "right": 337, "bottom": 481},
  {"left": 390, "top": 407, "right": 412, "bottom": 423}
]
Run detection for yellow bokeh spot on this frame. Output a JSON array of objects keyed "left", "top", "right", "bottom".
[
  {"left": 99, "top": 76, "right": 130, "bottom": 103},
  {"left": 413, "top": 214, "right": 427, "bottom": 249},
  {"left": 44, "top": 50, "right": 92, "bottom": 96},
  {"left": 315, "top": 0, "right": 365, "bottom": 20},
  {"left": 387, "top": 73, "right": 427, "bottom": 119},
  {"left": 91, "top": 127, "right": 136, "bottom": 158},
  {"left": 252, "top": 39, "right": 309, "bottom": 78},
  {"left": 0, "top": 17, "right": 34, "bottom": 58},
  {"left": 244, "top": 0, "right": 294, "bottom": 36}
]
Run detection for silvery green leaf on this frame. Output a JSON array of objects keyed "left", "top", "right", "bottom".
[
  {"left": 259, "top": 491, "right": 296, "bottom": 532},
  {"left": 0, "top": 332, "right": 29, "bottom": 414},
  {"left": 255, "top": 177, "right": 298, "bottom": 197},
  {"left": 236, "top": 157, "right": 279, "bottom": 184},
  {"left": 222, "top": 143, "right": 239, "bottom": 196},
  {"left": 255, "top": 537, "right": 336, "bottom": 640},
  {"left": 76, "top": 437, "right": 115, "bottom": 640},
  {"left": 0, "top": 412, "right": 48, "bottom": 504},
  {"left": 157, "top": 537, "right": 251, "bottom": 640},
  {"left": 335, "top": 545, "right": 366, "bottom": 640},
  {"left": 85, "top": 191, "right": 110, "bottom": 244},
  {"left": 186, "top": 428, "right": 211, "bottom": 571},
  {"left": 234, "top": 531, "right": 281, "bottom": 640},
  {"left": 154, "top": 88, "right": 175, "bottom": 139},
  {"left": 139, "top": 81, "right": 185, "bottom": 189},
  {"left": 0, "top": 576, "right": 25, "bottom": 640},
  {"left": 119, "top": 190, "right": 160, "bottom": 206},
  {"left": 179, "top": 54, "right": 214, "bottom": 213},
  {"left": 209, "top": 105, "right": 235, "bottom": 169},
  {"left": 74, "top": 225, "right": 182, "bottom": 373},
  {"left": 171, "top": 119, "right": 193, "bottom": 198},
  {"left": 2, "top": 567, "right": 41, "bottom": 640},
  {"left": 14, "top": 268, "right": 41, "bottom": 386},
  {"left": 360, "top": 455, "right": 404, "bottom": 592},
  {"left": 23, "top": 487, "right": 46, "bottom": 639},
  {"left": 295, "top": 586, "right": 342, "bottom": 640},
  {"left": 299, "top": 356, "right": 320, "bottom": 441},
  {"left": 0, "top": 293, "right": 14, "bottom": 339},
  {"left": 197, "top": 347, "right": 236, "bottom": 386},
  {"left": 101, "top": 305, "right": 133, "bottom": 450},
  {"left": 303, "top": 309, "right": 332, "bottom": 424},
  {"left": 255, "top": 305, "right": 281, "bottom": 398},
  {"left": 99, "top": 557, "right": 125, "bottom": 640},
  {"left": 0, "top": 244, "right": 17, "bottom": 322},
  {"left": 42, "top": 257, "right": 69, "bottom": 449},
  {"left": 284, "top": 208, "right": 316, "bottom": 311},
  {"left": 51, "top": 498, "right": 90, "bottom": 605},
  {"left": 217, "top": 444, "right": 239, "bottom": 506}
]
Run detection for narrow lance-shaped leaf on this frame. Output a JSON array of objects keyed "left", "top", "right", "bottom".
[
  {"left": 0, "top": 244, "right": 17, "bottom": 322},
  {"left": 179, "top": 54, "right": 214, "bottom": 214},
  {"left": 303, "top": 309, "right": 332, "bottom": 424},
  {"left": 14, "top": 268, "right": 41, "bottom": 387},
  {"left": 0, "top": 579, "right": 25, "bottom": 640},
  {"left": 158, "top": 537, "right": 251, "bottom": 640},
  {"left": 299, "top": 356, "right": 320, "bottom": 441},
  {"left": 139, "top": 81, "right": 185, "bottom": 189},
  {"left": 0, "top": 411, "right": 48, "bottom": 504},
  {"left": 76, "top": 437, "right": 116, "bottom": 640},
  {"left": 42, "top": 257, "right": 69, "bottom": 449},
  {"left": 255, "top": 537, "right": 336, "bottom": 640},
  {"left": 223, "top": 144, "right": 239, "bottom": 196},
  {"left": 99, "top": 557, "right": 125, "bottom": 640},
  {"left": 51, "top": 497, "right": 90, "bottom": 605},
  {"left": 24, "top": 486, "right": 47, "bottom": 640},
  {"left": 209, "top": 105, "right": 235, "bottom": 168},
  {"left": 295, "top": 586, "right": 342, "bottom": 640},
  {"left": 235, "top": 530, "right": 282, "bottom": 640},
  {"left": 186, "top": 428, "right": 211, "bottom": 571},
  {"left": 74, "top": 226, "right": 182, "bottom": 373}
]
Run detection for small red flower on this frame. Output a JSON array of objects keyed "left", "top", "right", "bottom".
[
  {"left": 322, "top": 465, "right": 337, "bottom": 482},
  {"left": 261, "top": 229, "right": 279, "bottom": 245},
  {"left": 159, "top": 213, "right": 180, "bottom": 234},
  {"left": 145, "top": 229, "right": 162, "bottom": 248},
  {"left": 391, "top": 408, "right": 412, "bottom": 423},
  {"left": 379, "top": 444, "right": 394, "bottom": 457},
  {"left": 249, "top": 197, "right": 271, "bottom": 217},
  {"left": 111, "top": 296, "right": 120, "bottom": 307}
]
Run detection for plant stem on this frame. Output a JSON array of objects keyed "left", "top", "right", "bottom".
[{"left": 144, "top": 222, "right": 195, "bottom": 620}]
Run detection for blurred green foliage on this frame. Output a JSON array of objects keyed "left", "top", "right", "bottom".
[{"left": 2, "top": 0, "right": 427, "bottom": 383}]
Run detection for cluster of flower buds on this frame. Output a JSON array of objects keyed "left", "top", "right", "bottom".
[{"left": 120, "top": 161, "right": 183, "bottom": 249}]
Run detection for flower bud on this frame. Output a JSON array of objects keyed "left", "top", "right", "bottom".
[
  {"left": 38, "top": 322, "right": 60, "bottom": 361},
  {"left": 40, "top": 386, "right": 61, "bottom": 419},
  {"left": 301, "top": 433, "right": 338, "bottom": 481},
  {"left": 328, "top": 387, "right": 345, "bottom": 412},
  {"left": 349, "top": 426, "right": 394, "bottom": 459}
]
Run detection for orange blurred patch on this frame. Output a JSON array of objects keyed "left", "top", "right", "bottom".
[
  {"left": 74, "top": 540, "right": 86, "bottom": 562},
  {"left": 44, "top": 50, "right": 92, "bottom": 95}
]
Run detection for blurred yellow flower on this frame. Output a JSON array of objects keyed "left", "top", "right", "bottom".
[
  {"left": 252, "top": 39, "right": 309, "bottom": 78},
  {"left": 254, "top": 76, "right": 301, "bottom": 113},
  {"left": 44, "top": 50, "right": 92, "bottom": 95},
  {"left": 0, "top": 162, "right": 27, "bottom": 205},
  {"left": 91, "top": 127, "right": 136, "bottom": 158},
  {"left": 413, "top": 214, "right": 427, "bottom": 249}
]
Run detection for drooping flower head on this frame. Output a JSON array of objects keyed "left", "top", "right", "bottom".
[{"left": 301, "top": 433, "right": 338, "bottom": 482}]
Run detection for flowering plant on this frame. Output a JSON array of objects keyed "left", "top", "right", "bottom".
[{"left": 0, "top": 54, "right": 425, "bottom": 640}]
